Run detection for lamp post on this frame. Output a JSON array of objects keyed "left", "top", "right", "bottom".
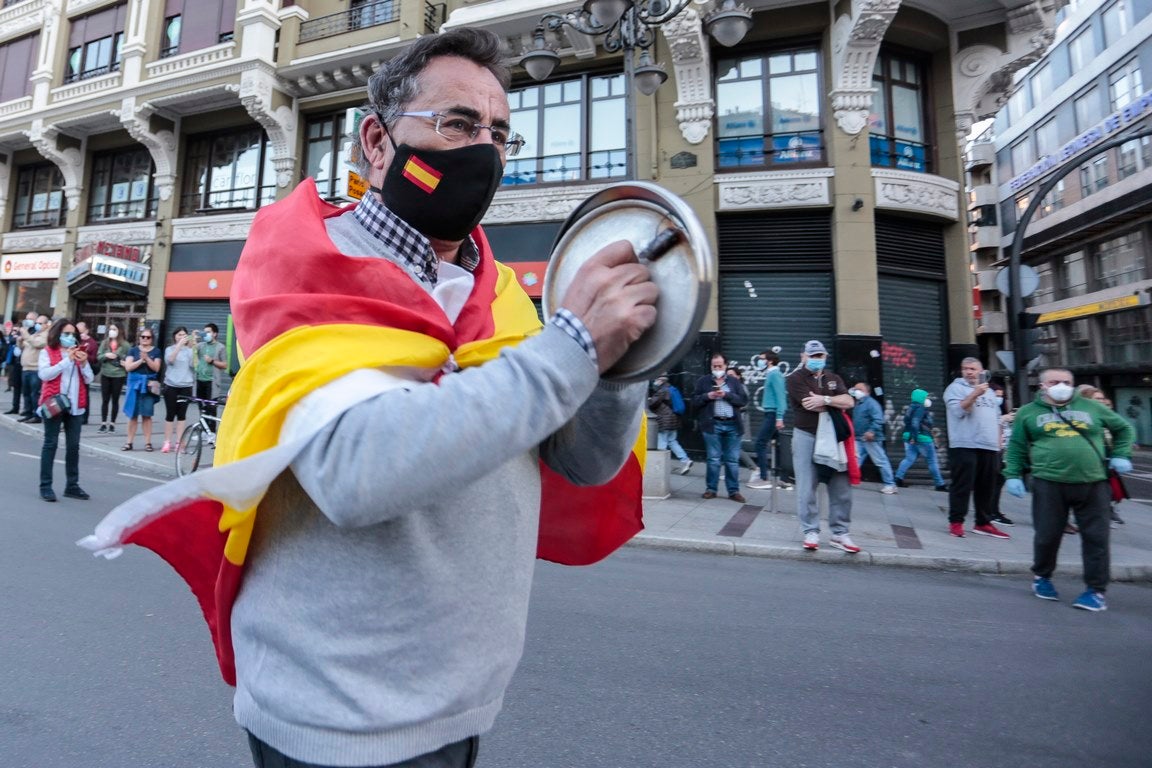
[{"left": 520, "top": 0, "right": 753, "bottom": 179}]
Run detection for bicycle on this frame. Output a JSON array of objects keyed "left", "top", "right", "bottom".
[{"left": 175, "top": 394, "right": 225, "bottom": 476}]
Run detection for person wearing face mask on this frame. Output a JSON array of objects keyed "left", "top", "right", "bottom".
[
  {"left": 36, "top": 318, "right": 94, "bottom": 502},
  {"left": 194, "top": 323, "right": 228, "bottom": 432},
  {"left": 786, "top": 340, "right": 860, "bottom": 553},
  {"left": 1003, "top": 369, "right": 1135, "bottom": 612},
  {"left": 987, "top": 382, "right": 1016, "bottom": 528},
  {"left": 96, "top": 323, "right": 128, "bottom": 433},
  {"left": 748, "top": 350, "right": 791, "bottom": 491},
  {"left": 4, "top": 320, "right": 22, "bottom": 415},
  {"left": 691, "top": 354, "right": 749, "bottom": 502},
  {"left": 849, "top": 382, "right": 897, "bottom": 494},
  {"left": 893, "top": 388, "right": 947, "bottom": 491},
  {"left": 943, "top": 357, "right": 1008, "bottom": 540},
  {"left": 82, "top": 29, "right": 657, "bottom": 768},
  {"left": 75, "top": 322, "right": 99, "bottom": 425},
  {"left": 18, "top": 314, "right": 50, "bottom": 423}
]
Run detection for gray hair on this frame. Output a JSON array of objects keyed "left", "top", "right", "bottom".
[
  {"left": 352, "top": 28, "right": 511, "bottom": 176},
  {"left": 960, "top": 356, "right": 983, "bottom": 367}
]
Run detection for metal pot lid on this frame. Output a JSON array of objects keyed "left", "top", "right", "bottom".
[{"left": 542, "top": 182, "right": 714, "bottom": 382}]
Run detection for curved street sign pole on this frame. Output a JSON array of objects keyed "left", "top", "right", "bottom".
[{"left": 1006, "top": 125, "right": 1152, "bottom": 407}]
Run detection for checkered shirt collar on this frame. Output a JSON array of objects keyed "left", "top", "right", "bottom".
[{"left": 352, "top": 191, "right": 479, "bottom": 287}]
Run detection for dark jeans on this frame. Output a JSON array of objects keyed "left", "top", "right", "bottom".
[
  {"left": 22, "top": 369, "right": 41, "bottom": 417},
  {"left": 1031, "top": 477, "right": 1111, "bottom": 592},
  {"left": 41, "top": 412, "right": 82, "bottom": 492},
  {"left": 947, "top": 447, "right": 999, "bottom": 525},
  {"left": 196, "top": 379, "right": 217, "bottom": 431},
  {"left": 702, "top": 419, "right": 742, "bottom": 494},
  {"left": 101, "top": 376, "right": 125, "bottom": 424},
  {"left": 8, "top": 362, "right": 21, "bottom": 410},
  {"left": 753, "top": 410, "right": 779, "bottom": 481},
  {"left": 247, "top": 733, "right": 479, "bottom": 768}
]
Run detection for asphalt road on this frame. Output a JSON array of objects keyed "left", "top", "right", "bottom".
[{"left": 3, "top": 427, "right": 1151, "bottom": 768}]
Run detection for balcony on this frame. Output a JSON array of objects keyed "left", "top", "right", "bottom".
[
  {"left": 976, "top": 269, "right": 1000, "bottom": 292},
  {"left": 299, "top": 0, "right": 399, "bottom": 43},
  {"left": 969, "top": 226, "right": 1000, "bottom": 250},
  {"left": 978, "top": 311, "right": 1008, "bottom": 334},
  {"left": 968, "top": 184, "right": 997, "bottom": 209},
  {"left": 967, "top": 141, "right": 995, "bottom": 169}
]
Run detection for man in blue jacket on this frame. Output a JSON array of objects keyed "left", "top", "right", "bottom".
[
  {"left": 850, "top": 382, "right": 896, "bottom": 494},
  {"left": 692, "top": 353, "right": 749, "bottom": 502}
]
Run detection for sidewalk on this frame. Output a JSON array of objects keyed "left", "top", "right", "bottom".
[{"left": 5, "top": 412, "right": 1150, "bottom": 582}]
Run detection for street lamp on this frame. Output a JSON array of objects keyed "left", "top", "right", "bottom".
[{"left": 520, "top": 0, "right": 753, "bottom": 178}]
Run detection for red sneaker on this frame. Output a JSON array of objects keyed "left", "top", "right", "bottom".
[
  {"left": 949, "top": 523, "right": 965, "bottom": 538},
  {"left": 972, "top": 523, "right": 1010, "bottom": 539}
]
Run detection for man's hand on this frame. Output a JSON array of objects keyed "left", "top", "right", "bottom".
[
  {"left": 862, "top": 430, "right": 875, "bottom": 442},
  {"left": 1005, "top": 478, "right": 1027, "bottom": 497},
  {"left": 1109, "top": 457, "right": 1133, "bottom": 474},
  {"left": 708, "top": 389, "right": 724, "bottom": 400},
  {"left": 775, "top": 419, "right": 785, "bottom": 429},
  {"left": 559, "top": 240, "right": 658, "bottom": 374},
  {"left": 801, "top": 392, "right": 825, "bottom": 412}
]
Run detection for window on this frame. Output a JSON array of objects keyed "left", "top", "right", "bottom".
[
  {"left": 1104, "top": 307, "right": 1152, "bottom": 363},
  {"left": 1029, "top": 262, "right": 1057, "bottom": 305},
  {"left": 87, "top": 147, "right": 158, "bottom": 222},
  {"left": 1007, "top": 89, "right": 1030, "bottom": 126},
  {"left": 1029, "top": 64, "right": 1051, "bottom": 110},
  {"left": 1014, "top": 193, "right": 1031, "bottom": 220},
  {"left": 12, "top": 163, "right": 67, "bottom": 229},
  {"left": 0, "top": 34, "right": 38, "bottom": 103},
  {"left": 1117, "top": 137, "right": 1152, "bottom": 179},
  {"left": 66, "top": 3, "right": 127, "bottom": 83},
  {"left": 1035, "top": 119, "right": 1060, "bottom": 158},
  {"left": 715, "top": 48, "right": 823, "bottom": 169},
  {"left": 1096, "top": 231, "right": 1146, "bottom": 289},
  {"left": 1060, "top": 250, "right": 1088, "bottom": 298},
  {"left": 1038, "top": 180, "right": 1065, "bottom": 219},
  {"left": 1102, "top": 1, "right": 1129, "bottom": 47},
  {"left": 1065, "top": 318, "right": 1094, "bottom": 365},
  {"left": 1074, "top": 87, "right": 1102, "bottom": 131},
  {"left": 502, "top": 73, "right": 626, "bottom": 185},
  {"left": 1011, "top": 137, "right": 1033, "bottom": 176},
  {"left": 1109, "top": 59, "right": 1144, "bottom": 111},
  {"left": 870, "top": 52, "right": 930, "bottom": 173},
  {"left": 303, "top": 111, "right": 348, "bottom": 199},
  {"left": 1079, "top": 155, "right": 1109, "bottom": 197},
  {"left": 180, "top": 126, "right": 276, "bottom": 215},
  {"left": 1068, "top": 28, "right": 1096, "bottom": 71},
  {"left": 159, "top": 0, "right": 236, "bottom": 56},
  {"left": 351, "top": 0, "right": 396, "bottom": 29}
]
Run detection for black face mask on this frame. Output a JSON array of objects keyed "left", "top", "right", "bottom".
[{"left": 370, "top": 134, "right": 503, "bottom": 241}]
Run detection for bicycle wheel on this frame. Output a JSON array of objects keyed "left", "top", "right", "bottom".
[{"left": 176, "top": 423, "right": 206, "bottom": 477}]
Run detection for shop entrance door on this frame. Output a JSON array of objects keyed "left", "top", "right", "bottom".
[{"left": 76, "top": 299, "right": 148, "bottom": 340}]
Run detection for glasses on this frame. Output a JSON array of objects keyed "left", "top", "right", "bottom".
[
  {"left": 140, "top": 335, "right": 152, "bottom": 339},
  {"left": 391, "top": 111, "right": 526, "bottom": 156}
]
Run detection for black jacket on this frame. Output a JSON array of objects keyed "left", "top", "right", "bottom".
[
  {"left": 691, "top": 373, "right": 748, "bottom": 434},
  {"left": 647, "top": 383, "right": 681, "bottom": 432}
]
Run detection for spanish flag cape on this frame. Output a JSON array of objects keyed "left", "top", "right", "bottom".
[{"left": 79, "top": 179, "right": 645, "bottom": 685}]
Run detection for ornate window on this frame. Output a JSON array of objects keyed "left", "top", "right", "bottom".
[
  {"left": 870, "top": 52, "right": 931, "bottom": 173},
  {"left": 13, "top": 163, "right": 67, "bottom": 229},
  {"left": 502, "top": 73, "right": 626, "bottom": 186},
  {"left": 714, "top": 47, "right": 823, "bottom": 169},
  {"left": 180, "top": 127, "right": 276, "bottom": 215},
  {"left": 87, "top": 147, "right": 158, "bottom": 222},
  {"left": 66, "top": 3, "right": 128, "bottom": 83}
]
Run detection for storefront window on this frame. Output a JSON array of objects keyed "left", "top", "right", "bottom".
[
  {"left": 12, "top": 163, "right": 67, "bottom": 229},
  {"left": 180, "top": 126, "right": 276, "bottom": 215},
  {"left": 1096, "top": 231, "right": 1146, "bottom": 289},
  {"left": 6, "top": 280, "right": 55, "bottom": 318},
  {"left": 87, "top": 147, "right": 158, "bottom": 222},
  {"left": 715, "top": 47, "right": 823, "bottom": 169},
  {"left": 870, "top": 52, "right": 930, "bottom": 173},
  {"left": 502, "top": 73, "right": 626, "bottom": 185}
]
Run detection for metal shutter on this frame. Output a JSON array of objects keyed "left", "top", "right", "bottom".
[
  {"left": 164, "top": 299, "right": 234, "bottom": 391},
  {"left": 717, "top": 211, "right": 834, "bottom": 271},
  {"left": 875, "top": 214, "right": 946, "bottom": 279}
]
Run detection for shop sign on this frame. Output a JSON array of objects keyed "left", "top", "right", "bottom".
[
  {"left": 66, "top": 254, "right": 150, "bottom": 288},
  {"left": 74, "top": 241, "right": 151, "bottom": 264},
  {"left": 1036, "top": 293, "right": 1147, "bottom": 324},
  {"left": 1, "top": 251, "right": 62, "bottom": 280},
  {"left": 1009, "top": 89, "right": 1152, "bottom": 192}
]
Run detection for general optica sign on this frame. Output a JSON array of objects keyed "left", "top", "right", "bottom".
[
  {"left": 1009, "top": 88, "right": 1152, "bottom": 192},
  {"left": 1, "top": 252, "right": 63, "bottom": 280}
]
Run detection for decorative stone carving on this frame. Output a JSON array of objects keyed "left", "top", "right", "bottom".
[
  {"left": 238, "top": 67, "right": 298, "bottom": 188},
  {"left": 716, "top": 169, "right": 835, "bottom": 210},
  {"left": 144, "top": 42, "right": 236, "bottom": 79},
  {"left": 66, "top": 0, "right": 109, "bottom": 14},
  {"left": 172, "top": 213, "right": 258, "bottom": 243},
  {"left": 26, "top": 120, "right": 83, "bottom": 211},
  {"left": 3, "top": 228, "right": 67, "bottom": 252},
  {"left": 872, "top": 169, "right": 959, "bottom": 220},
  {"left": 484, "top": 183, "right": 614, "bottom": 224},
  {"left": 50, "top": 71, "right": 122, "bottom": 102},
  {"left": 77, "top": 222, "right": 158, "bottom": 246},
  {"left": 953, "top": 1, "right": 1057, "bottom": 136},
  {"left": 0, "top": 0, "right": 44, "bottom": 44},
  {"left": 660, "top": 9, "right": 713, "bottom": 145},
  {"left": 829, "top": 0, "right": 902, "bottom": 135},
  {"left": 120, "top": 96, "right": 178, "bottom": 201}
]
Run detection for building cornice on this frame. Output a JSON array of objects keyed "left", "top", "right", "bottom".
[
  {"left": 484, "top": 182, "right": 616, "bottom": 224},
  {"left": 872, "top": 168, "right": 960, "bottom": 220},
  {"left": 715, "top": 168, "right": 835, "bottom": 210},
  {"left": 3, "top": 227, "right": 67, "bottom": 252},
  {"left": 172, "top": 212, "right": 258, "bottom": 244}
]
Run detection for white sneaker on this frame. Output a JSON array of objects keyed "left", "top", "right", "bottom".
[
  {"left": 746, "top": 477, "right": 773, "bottom": 490},
  {"left": 776, "top": 482, "right": 794, "bottom": 491},
  {"left": 829, "top": 534, "right": 861, "bottom": 553},
  {"left": 677, "top": 460, "right": 693, "bottom": 475},
  {"left": 802, "top": 532, "right": 819, "bottom": 551},
  {"left": 881, "top": 485, "right": 897, "bottom": 495}
]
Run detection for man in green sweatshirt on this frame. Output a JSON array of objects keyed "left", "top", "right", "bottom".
[{"left": 1004, "top": 368, "right": 1135, "bottom": 612}]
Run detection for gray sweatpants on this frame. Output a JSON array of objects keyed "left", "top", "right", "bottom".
[{"left": 792, "top": 427, "right": 853, "bottom": 536}]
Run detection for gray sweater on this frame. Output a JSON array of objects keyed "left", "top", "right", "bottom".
[
  {"left": 230, "top": 214, "right": 644, "bottom": 766},
  {"left": 943, "top": 377, "right": 1000, "bottom": 451}
]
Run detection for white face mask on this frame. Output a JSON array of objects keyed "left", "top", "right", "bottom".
[
  {"left": 1046, "top": 383, "right": 1074, "bottom": 403},
  {"left": 108, "top": 329, "right": 118, "bottom": 339},
  {"left": 849, "top": 389, "right": 863, "bottom": 399},
  {"left": 712, "top": 368, "right": 725, "bottom": 378},
  {"left": 923, "top": 398, "right": 933, "bottom": 409}
]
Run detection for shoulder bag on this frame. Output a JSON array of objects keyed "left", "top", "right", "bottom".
[{"left": 1052, "top": 409, "right": 1129, "bottom": 503}]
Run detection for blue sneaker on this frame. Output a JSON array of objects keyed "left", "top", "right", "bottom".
[
  {"left": 1072, "top": 590, "right": 1107, "bottom": 612},
  {"left": 1032, "top": 577, "right": 1059, "bottom": 601}
]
